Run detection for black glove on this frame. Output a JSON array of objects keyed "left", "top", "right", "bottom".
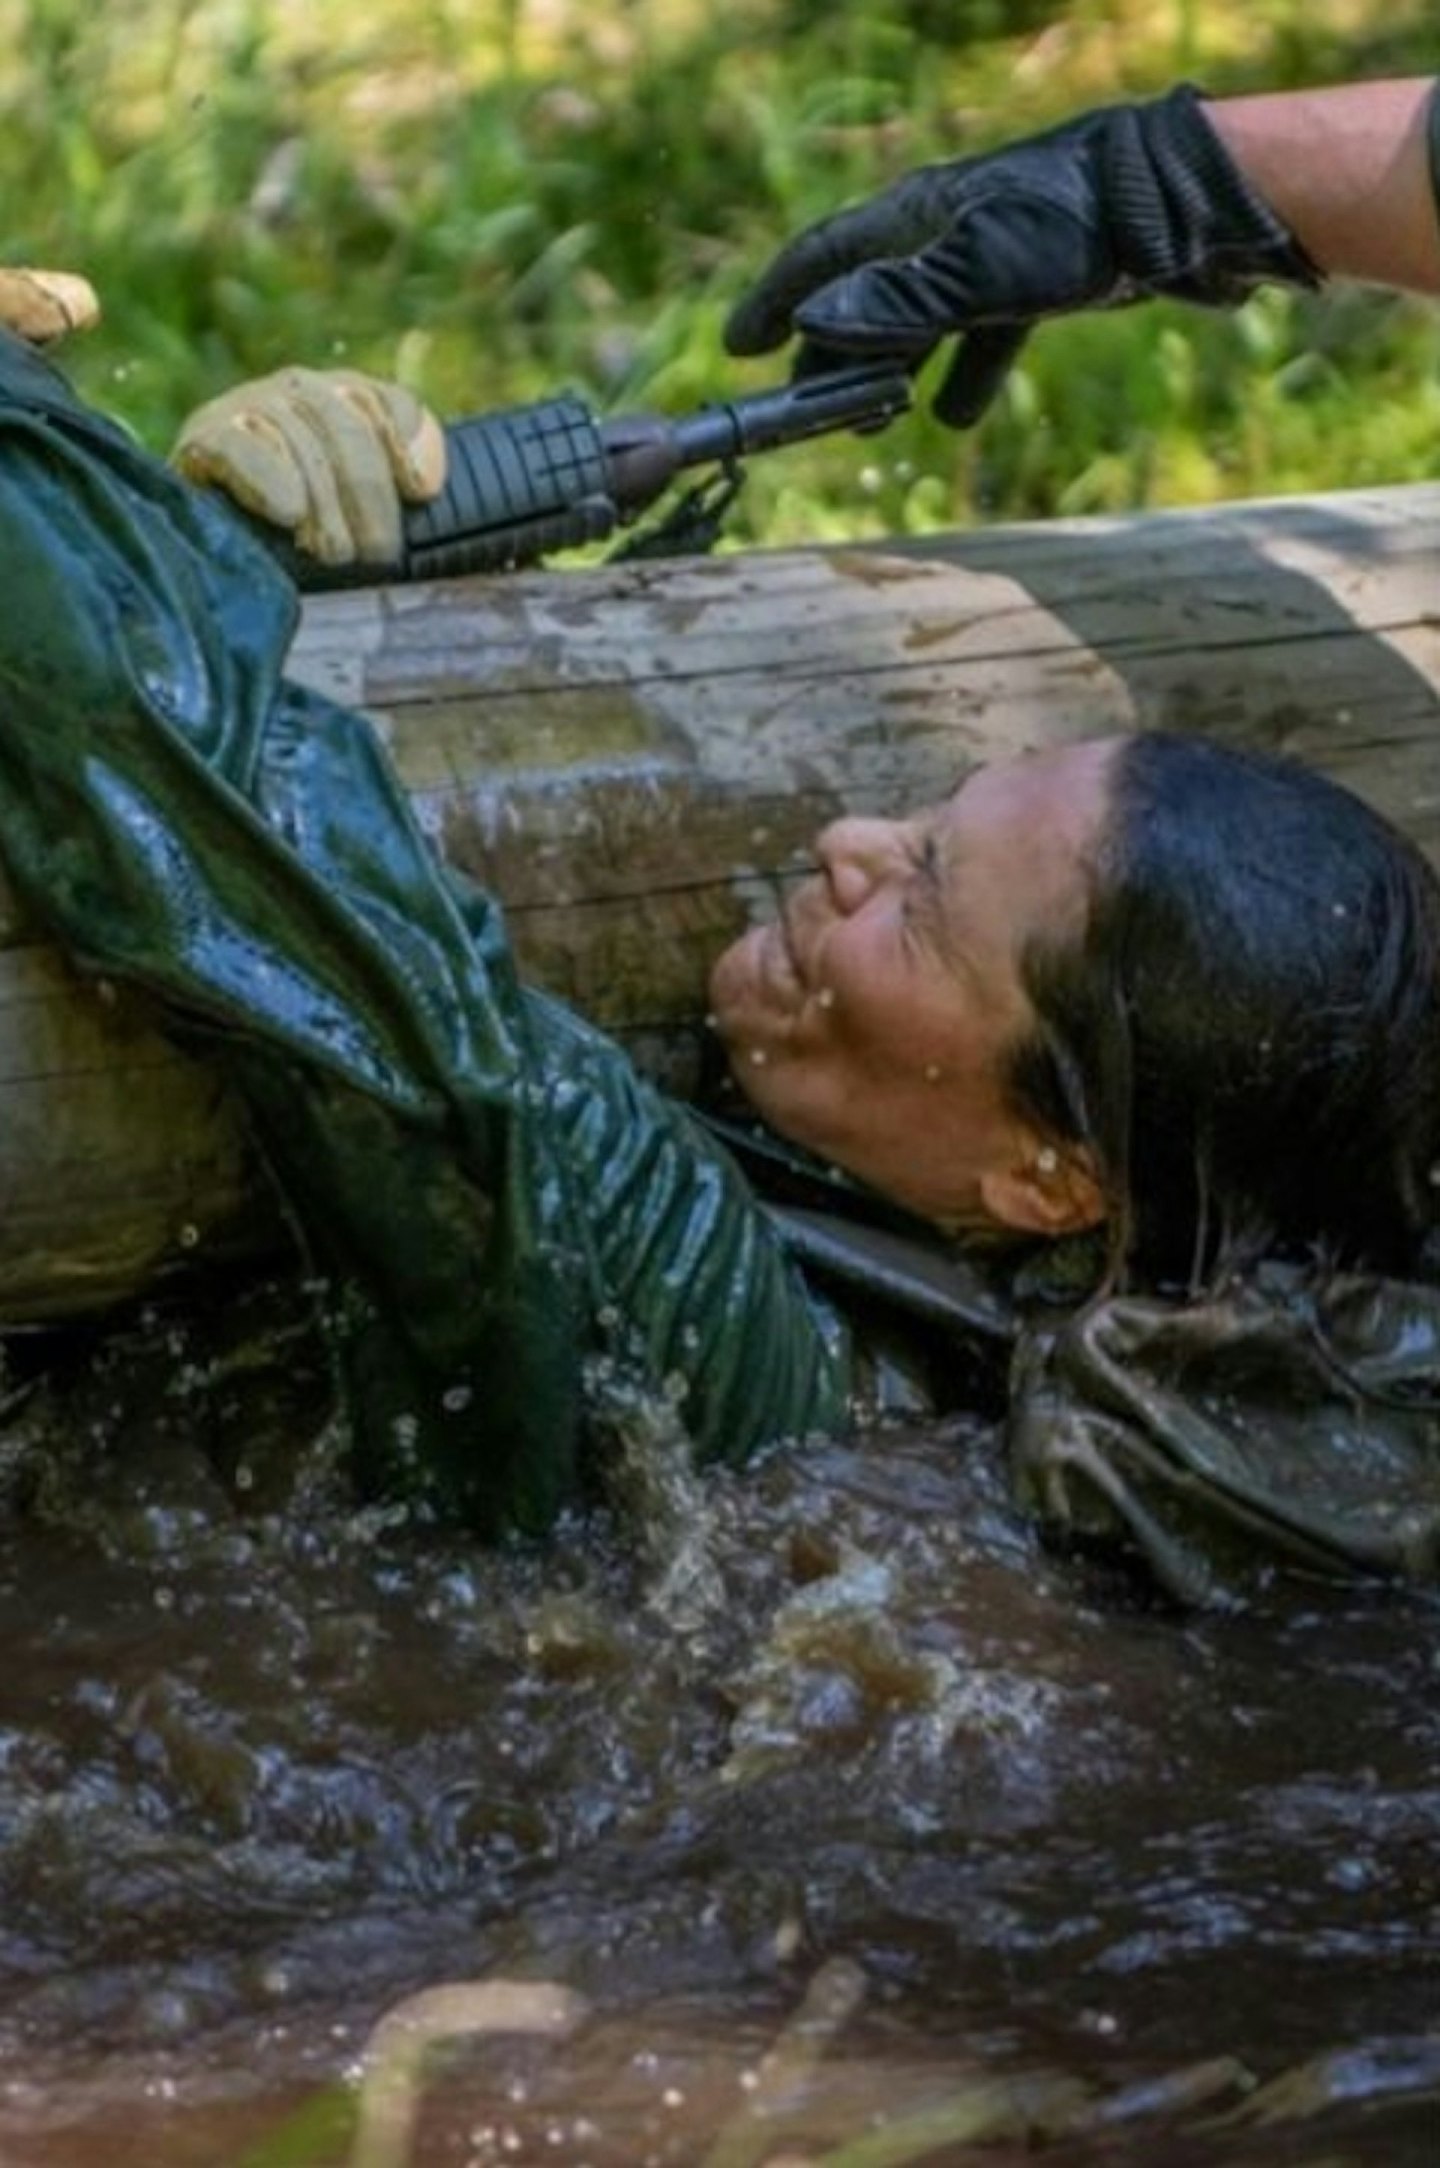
[{"left": 725, "top": 84, "right": 1321, "bottom": 427}]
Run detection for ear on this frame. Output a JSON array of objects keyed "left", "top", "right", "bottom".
[{"left": 977, "top": 1135, "right": 1105, "bottom": 1239}]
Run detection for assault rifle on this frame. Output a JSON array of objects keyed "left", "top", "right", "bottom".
[{"left": 272, "top": 364, "right": 912, "bottom": 589}]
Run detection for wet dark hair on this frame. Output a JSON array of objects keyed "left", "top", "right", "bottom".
[{"left": 1007, "top": 732, "right": 1440, "bottom": 1289}]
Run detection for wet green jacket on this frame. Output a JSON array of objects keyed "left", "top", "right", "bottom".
[
  {"left": 0, "top": 333, "right": 852, "bottom": 1532},
  {"left": 0, "top": 335, "right": 1434, "bottom": 1602}
]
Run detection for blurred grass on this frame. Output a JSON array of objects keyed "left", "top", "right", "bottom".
[{"left": 1, "top": 0, "right": 1437, "bottom": 547}]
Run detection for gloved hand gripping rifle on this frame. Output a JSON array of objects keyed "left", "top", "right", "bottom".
[{"left": 267, "top": 364, "right": 911, "bottom": 589}]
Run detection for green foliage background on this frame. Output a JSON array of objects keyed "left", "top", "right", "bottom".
[{"left": 2, "top": 0, "right": 1436, "bottom": 547}]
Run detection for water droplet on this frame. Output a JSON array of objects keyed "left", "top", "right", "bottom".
[
  {"left": 773, "top": 1915, "right": 803, "bottom": 1960},
  {"left": 749, "top": 1048, "right": 769, "bottom": 1067},
  {"left": 816, "top": 987, "right": 836, "bottom": 1009},
  {"left": 923, "top": 1063, "right": 943, "bottom": 1083}
]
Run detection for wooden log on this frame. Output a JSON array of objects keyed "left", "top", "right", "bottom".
[{"left": 2, "top": 483, "right": 1437, "bottom": 1321}]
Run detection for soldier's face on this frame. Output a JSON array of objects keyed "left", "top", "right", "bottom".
[{"left": 707, "top": 739, "right": 1117, "bottom": 1236}]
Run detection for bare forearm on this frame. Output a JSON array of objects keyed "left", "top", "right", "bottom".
[{"left": 1207, "top": 79, "right": 1440, "bottom": 294}]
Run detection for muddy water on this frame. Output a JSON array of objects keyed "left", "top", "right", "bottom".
[{"left": 0, "top": 1290, "right": 1435, "bottom": 2166}]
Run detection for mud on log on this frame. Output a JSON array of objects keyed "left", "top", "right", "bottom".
[{"left": 3, "top": 483, "right": 1438, "bottom": 1320}]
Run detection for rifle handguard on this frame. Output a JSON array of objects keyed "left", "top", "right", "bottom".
[{"left": 246, "top": 367, "right": 912, "bottom": 592}]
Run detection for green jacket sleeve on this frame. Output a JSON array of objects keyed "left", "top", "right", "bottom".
[{"left": 0, "top": 334, "right": 852, "bottom": 1533}]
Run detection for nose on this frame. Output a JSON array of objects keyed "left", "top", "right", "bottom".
[{"left": 813, "top": 815, "right": 910, "bottom": 915}]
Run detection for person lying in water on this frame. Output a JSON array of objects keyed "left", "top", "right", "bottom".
[{"left": 1, "top": 287, "right": 1438, "bottom": 1602}]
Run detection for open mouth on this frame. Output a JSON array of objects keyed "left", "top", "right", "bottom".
[
  {"left": 760, "top": 912, "right": 804, "bottom": 1001},
  {"left": 780, "top": 900, "right": 808, "bottom": 977}
]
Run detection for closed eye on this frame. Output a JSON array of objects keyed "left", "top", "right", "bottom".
[{"left": 900, "top": 828, "right": 944, "bottom": 946}]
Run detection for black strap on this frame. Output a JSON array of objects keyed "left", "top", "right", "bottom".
[
  {"left": 767, "top": 1204, "right": 1016, "bottom": 1349},
  {"left": 696, "top": 1107, "right": 1018, "bottom": 1349}
]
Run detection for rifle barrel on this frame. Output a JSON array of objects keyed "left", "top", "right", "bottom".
[{"left": 667, "top": 366, "right": 912, "bottom": 468}]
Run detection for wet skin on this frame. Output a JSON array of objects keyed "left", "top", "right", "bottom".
[{"left": 708, "top": 738, "right": 1117, "bottom": 1238}]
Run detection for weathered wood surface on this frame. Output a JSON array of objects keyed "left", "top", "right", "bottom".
[{"left": 3, "top": 483, "right": 1438, "bottom": 1320}]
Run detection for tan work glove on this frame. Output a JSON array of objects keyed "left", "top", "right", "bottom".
[
  {"left": 171, "top": 366, "right": 448, "bottom": 566},
  {"left": 0, "top": 268, "right": 100, "bottom": 345}
]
